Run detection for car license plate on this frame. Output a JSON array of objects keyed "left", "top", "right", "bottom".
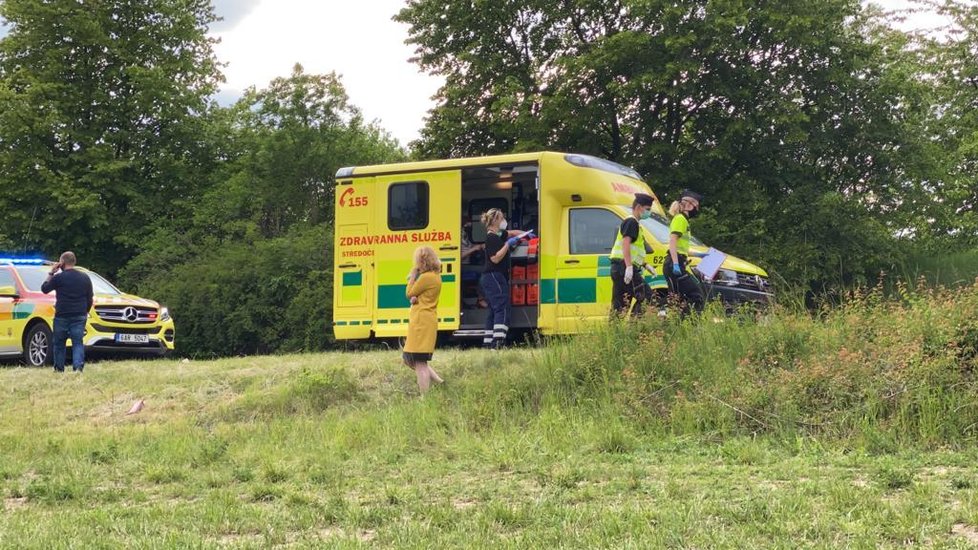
[{"left": 116, "top": 334, "right": 149, "bottom": 344}]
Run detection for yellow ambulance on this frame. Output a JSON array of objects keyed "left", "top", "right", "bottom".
[{"left": 332, "top": 152, "right": 771, "bottom": 341}]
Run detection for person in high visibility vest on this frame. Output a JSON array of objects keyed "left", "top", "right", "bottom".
[
  {"left": 665, "top": 189, "right": 705, "bottom": 314},
  {"left": 609, "top": 193, "right": 655, "bottom": 316}
]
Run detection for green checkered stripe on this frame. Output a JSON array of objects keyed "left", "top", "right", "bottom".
[{"left": 539, "top": 256, "right": 666, "bottom": 304}]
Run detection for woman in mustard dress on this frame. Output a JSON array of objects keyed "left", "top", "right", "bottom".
[{"left": 403, "top": 246, "right": 444, "bottom": 393}]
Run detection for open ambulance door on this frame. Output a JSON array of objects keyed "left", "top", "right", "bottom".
[{"left": 372, "top": 170, "right": 461, "bottom": 338}]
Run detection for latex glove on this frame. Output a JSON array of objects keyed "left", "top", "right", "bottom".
[
  {"left": 506, "top": 236, "right": 520, "bottom": 248},
  {"left": 672, "top": 263, "right": 682, "bottom": 276},
  {"left": 624, "top": 265, "right": 633, "bottom": 284}
]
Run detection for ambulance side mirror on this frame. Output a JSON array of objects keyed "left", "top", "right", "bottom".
[{"left": 0, "top": 285, "right": 18, "bottom": 298}]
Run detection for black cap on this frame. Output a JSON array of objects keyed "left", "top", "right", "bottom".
[
  {"left": 681, "top": 189, "right": 703, "bottom": 203},
  {"left": 633, "top": 193, "right": 654, "bottom": 207}
]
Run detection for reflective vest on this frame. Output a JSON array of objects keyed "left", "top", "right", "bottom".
[{"left": 609, "top": 219, "right": 646, "bottom": 267}]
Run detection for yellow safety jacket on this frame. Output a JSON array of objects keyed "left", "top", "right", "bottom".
[{"left": 609, "top": 219, "right": 646, "bottom": 267}]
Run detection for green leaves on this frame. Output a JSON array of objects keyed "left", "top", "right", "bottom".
[
  {"left": 0, "top": 0, "right": 221, "bottom": 273},
  {"left": 122, "top": 66, "right": 405, "bottom": 357},
  {"left": 399, "top": 0, "right": 974, "bottom": 289}
]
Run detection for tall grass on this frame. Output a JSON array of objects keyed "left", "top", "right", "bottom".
[{"left": 437, "top": 279, "right": 978, "bottom": 449}]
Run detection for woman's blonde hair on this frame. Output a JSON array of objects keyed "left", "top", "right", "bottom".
[
  {"left": 414, "top": 246, "right": 441, "bottom": 273},
  {"left": 480, "top": 208, "right": 503, "bottom": 227},
  {"left": 668, "top": 201, "right": 682, "bottom": 217}
]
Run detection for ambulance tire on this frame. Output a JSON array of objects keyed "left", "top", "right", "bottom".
[{"left": 23, "top": 323, "right": 53, "bottom": 367}]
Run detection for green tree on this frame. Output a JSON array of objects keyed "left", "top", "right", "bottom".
[
  {"left": 398, "top": 0, "right": 938, "bottom": 289},
  {"left": 913, "top": 0, "right": 978, "bottom": 247},
  {"left": 0, "top": 0, "right": 222, "bottom": 274},
  {"left": 122, "top": 66, "right": 405, "bottom": 356}
]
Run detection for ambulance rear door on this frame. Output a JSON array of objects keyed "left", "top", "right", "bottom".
[
  {"left": 372, "top": 170, "right": 462, "bottom": 337},
  {"left": 333, "top": 177, "right": 375, "bottom": 339}
]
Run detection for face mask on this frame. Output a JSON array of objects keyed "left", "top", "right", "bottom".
[
  {"left": 686, "top": 207, "right": 699, "bottom": 219},
  {"left": 639, "top": 210, "right": 651, "bottom": 220},
  {"left": 499, "top": 220, "right": 508, "bottom": 231}
]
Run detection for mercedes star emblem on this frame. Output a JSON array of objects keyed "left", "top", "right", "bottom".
[{"left": 123, "top": 307, "right": 139, "bottom": 322}]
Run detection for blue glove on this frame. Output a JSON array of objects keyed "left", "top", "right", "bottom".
[
  {"left": 525, "top": 231, "right": 537, "bottom": 240},
  {"left": 506, "top": 236, "right": 520, "bottom": 248},
  {"left": 672, "top": 263, "right": 682, "bottom": 276}
]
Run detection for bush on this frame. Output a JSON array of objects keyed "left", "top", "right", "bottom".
[{"left": 131, "top": 224, "right": 333, "bottom": 357}]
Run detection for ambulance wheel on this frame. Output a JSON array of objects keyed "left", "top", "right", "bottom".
[{"left": 23, "top": 323, "right": 53, "bottom": 367}]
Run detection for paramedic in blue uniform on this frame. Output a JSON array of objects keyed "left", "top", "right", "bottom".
[{"left": 479, "top": 208, "right": 524, "bottom": 349}]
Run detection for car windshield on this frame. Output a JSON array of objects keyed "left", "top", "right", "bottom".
[
  {"left": 15, "top": 266, "right": 122, "bottom": 295},
  {"left": 84, "top": 269, "right": 122, "bottom": 295},
  {"left": 627, "top": 208, "right": 705, "bottom": 246}
]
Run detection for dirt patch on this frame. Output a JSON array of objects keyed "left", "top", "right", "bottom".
[
  {"left": 4, "top": 497, "right": 27, "bottom": 511},
  {"left": 452, "top": 497, "right": 478, "bottom": 510},
  {"left": 316, "top": 528, "right": 376, "bottom": 542},
  {"left": 952, "top": 523, "right": 978, "bottom": 544}
]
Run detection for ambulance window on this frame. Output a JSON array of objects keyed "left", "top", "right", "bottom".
[
  {"left": 0, "top": 270, "right": 14, "bottom": 288},
  {"left": 388, "top": 181, "right": 429, "bottom": 230},
  {"left": 569, "top": 208, "right": 621, "bottom": 255}
]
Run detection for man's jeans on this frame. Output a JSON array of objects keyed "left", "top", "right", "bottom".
[{"left": 53, "top": 315, "right": 87, "bottom": 372}]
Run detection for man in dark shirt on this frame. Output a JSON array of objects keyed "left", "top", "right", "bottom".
[{"left": 41, "top": 251, "right": 93, "bottom": 372}]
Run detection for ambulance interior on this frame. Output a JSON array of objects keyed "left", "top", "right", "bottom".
[{"left": 459, "top": 164, "right": 540, "bottom": 334}]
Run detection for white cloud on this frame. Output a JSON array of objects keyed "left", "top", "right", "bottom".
[
  {"left": 209, "top": 0, "right": 261, "bottom": 32},
  {"left": 211, "top": 0, "right": 442, "bottom": 146}
]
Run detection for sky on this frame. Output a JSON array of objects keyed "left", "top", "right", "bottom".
[
  {"left": 209, "top": 0, "right": 945, "bottom": 146},
  {"left": 211, "top": 0, "right": 442, "bottom": 146},
  {"left": 0, "top": 1, "right": 954, "bottom": 146}
]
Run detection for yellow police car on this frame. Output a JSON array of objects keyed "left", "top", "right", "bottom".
[{"left": 0, "top": 259, "right": 175, "bottom": 366}]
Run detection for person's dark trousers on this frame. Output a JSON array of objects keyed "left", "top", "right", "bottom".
[
  {"left": 663, "top": 256, "right": 704, "bottom": 315},
  {"left": 610, "top": 260, "right": 648, "bottom": 317},
  {"left": 53, "top": 315, "right": 87, "bottom": 372},
  {"left": 479, "top": 271, "right": 510, "bottom": 349}
]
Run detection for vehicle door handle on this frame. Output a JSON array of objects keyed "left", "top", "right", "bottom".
[
  {"left": 439, "top": 245, "right": 459, "bottom": 251},
  {"left": 563, "top": 259, "right": 580, "bottom": 265},
  {"left": 338, "top": 263, "right": 357, "bottom": 269}
]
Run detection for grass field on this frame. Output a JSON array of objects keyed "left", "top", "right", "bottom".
[{"left": 2, "top": 282, "right": 978, "bottom": 548}]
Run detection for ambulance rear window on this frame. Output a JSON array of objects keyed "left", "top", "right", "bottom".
[{"left": 389, "top": 181, "right": 429, "bottom": 230}]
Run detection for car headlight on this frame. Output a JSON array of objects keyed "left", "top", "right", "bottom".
[{"left": 160, "top": 306, "right": 171, "bottom": 322}]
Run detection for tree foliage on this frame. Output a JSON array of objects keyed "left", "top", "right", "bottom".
[
  {"left": 912, "top": 0, "right": 978, "bottom": 247},
  {"left": 397, "top": 0, "right": 968, "bottom": 289},
  {"left": 122, "top": 66, "right": 405, "bottom": 356},
  {"left": 0, "top": 0, "right": 222, "bottom": 274}
]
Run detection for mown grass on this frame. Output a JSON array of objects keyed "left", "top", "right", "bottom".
[{"left": 2, "top": 282, "right": 978, "bottom": 547}]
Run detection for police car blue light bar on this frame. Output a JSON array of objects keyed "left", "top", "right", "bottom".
[{"left": 0, "top": 258, "right": 51, "bottom": 265}]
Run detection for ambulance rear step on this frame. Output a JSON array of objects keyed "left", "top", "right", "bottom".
[{"left": 452, "top": 329, "right": 490, "bottom": 338}]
